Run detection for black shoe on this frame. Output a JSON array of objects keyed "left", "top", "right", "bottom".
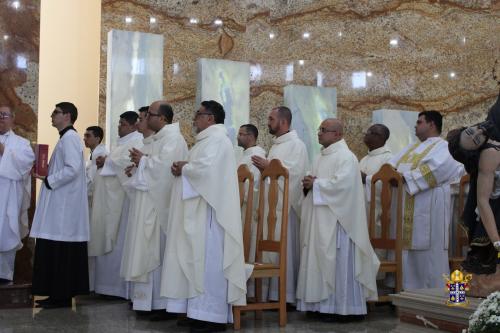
[
  {"left": 0, "top": 278, "right": 12, "bottom": 285},
  {"left": 39, "top": 298, "right": 72, "bottom": 309},
  {"left": 335, "top": 314, "right": 366, "bottom": 323},
  {"left": 177, "top": 317, "right": 196, "bottom": 327},
  {"left": 135, "top": 310, "right": 152, "bottom": 318},
  {"left": 189, "top": 321, "right": 226, "bottom": 333},
  {"left": 149, "top": 311, "right": 178, "bottom": 321}
]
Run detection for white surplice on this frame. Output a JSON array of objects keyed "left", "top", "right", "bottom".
[
  {"left": 161, "top": 124, "right": 247, "bottom": 323},
  {"left": 0, "top": 130, "right": 34, "bottom": 280},
  {"left": 89, "top": 130, "right": 143, "bottom": 298},
  {"left": 121, "top": 123, "right": 188, "bottom": 311},
  {"left": 86, "top": 143, "right": 108, "bottom": 291},
  {"left": 31, "top": 129, "right": 89, "bottom": 242},
  {"left": 389, "top": 137, "right": 464, "bottom": 289},
  {"left": 237, "top": 145, "right": 266, "bottom": 263},
  {"left": 360, "top": 145, "right": 393, "bottom": 272},
  {"left": 86, "top": 143, "right": 108, "bottom": 199},
  {"left": 262, "top": 130, "right": 309, "bottom": 303},
  {"left": 296, "top": 139, "right": 379, "bottom": 314}
]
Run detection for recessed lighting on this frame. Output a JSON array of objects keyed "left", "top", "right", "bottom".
[
  {"left": 389, "top": 38, "right": 398, "bottom": 46},
  {"left": 298, "top": 60, "right": 305, "bottom": 65},
  {"left": 150, "top": 17, "right": 156, "bottom": 24},
  {"left": 449, "top": 71, "right": 456, "bottom": 78},
  {"left": 189, "top": 18, "right": 199, "bottom": 24},
  {"left": 302, "top": 32, "right": 310, "bottom": 39},
  {"left": 269, "top": 32, "right": 275, "bottom": 39},
  {"left": 214, "top": 19, "right": 223, "bottom": 26},
  {"left": 433, "top": 73, "right": 439, "bottom": 79},
  {"left": 3, "top": 35, "right": 9, "bottom": 41},
  {"left": 337, "top": 31, "right": 343, "bottom": 37},
  {"left": 125, "top": 16, "right": 132, "bottom": 23},
  {"left": 462, "top": 36, "right": 466, "bottom": 44},
  {"left": 366, "top": 71, "right": 373, "bottom": 77},
  {"left": 11, "top": 1, "right": 20, "bottom": 9}
]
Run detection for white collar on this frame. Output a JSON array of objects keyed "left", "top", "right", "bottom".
[{"left": 368, "top": 145, "right": 391, "bottom": 156}]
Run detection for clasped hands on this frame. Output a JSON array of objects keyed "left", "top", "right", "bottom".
[{"left": 171, "top": 161, "right": 188, "bottom": 176}]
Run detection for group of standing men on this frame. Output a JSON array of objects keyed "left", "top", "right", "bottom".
[{"left": 1, "top": 99, "right": 466, "bottom": 330}]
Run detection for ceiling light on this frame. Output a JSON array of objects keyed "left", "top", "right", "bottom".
[
  {"left": 3, "top": 35, "right": 9, "bottom": 41},
  {"left": 433, "top": 73, "right": 439, "bottom": 79},
  {"left": 449, "top": 72, "right": 456, "bottom": 78},
  {"left": 125, "top": 16, "right": 132, "bottom": 23},
  {"left": 11, "top": 1, "right": 20, "bottom": 9},
  {"left": 298, "top": 60, "right": 305, "bottom": 65},
  {"left": 269, "top": 32, "right": 275, "bottom": 39},
  {"left": 150, "top": 17, "right": 156, "bottom": 24},
  {"left": 302, "top": 32, "right": 310, "bottom": 39},
  {"left": 389, "top": 38, "right": 398, "bottom": 46},
  {"left": 214, "top": 19, "right": 223, "bottom": 26},
  {"left": 189, "top": 18, "right": 199, "bottom": 24}
]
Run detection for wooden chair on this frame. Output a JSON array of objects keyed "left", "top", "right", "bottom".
[
  {"left": 237, "top": 164, "right": 254, "bottom": 262},
  {"left": 368, "top": 163, "right": 404, "bottom": 301},
  {"left": 233, "top": 159, "right": 289, "bottom": 330},
  {"left": 449, "top": 174, "right": 470, "bottom": 271}
]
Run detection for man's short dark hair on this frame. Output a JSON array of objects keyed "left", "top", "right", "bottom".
[
  {"left": 372, "top": 124, "right": 390, "bottom": 142},
  {"left": 240, "top": 124, "right": 258, "bottom": 139},
  {"left": 138, "top": 106, "right": 149, "bottom": 113},
  {"left": 158, "top": 103, "right": 173, "bottom": 123},
  {"left": 120, "top": 111, "right": 139, "bottom": 125},
  {"left": 56, "top": 102, "right": 78, "bottom": 123},
  {"left": 275, "top": 106, "right": 292, "bottom": 125},
  {"left": 419, "top": 110, "right": 443, "bottom": 134},
  {"left": 201, "top": 100, "right": 225, "bottom": 124},
  {"left": 86, "top": 126, "right": 104, "bottom": 143}
]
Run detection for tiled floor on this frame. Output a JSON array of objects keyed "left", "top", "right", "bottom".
[{"left": 0, "top": 296, "right": 401, "bottom": 333}]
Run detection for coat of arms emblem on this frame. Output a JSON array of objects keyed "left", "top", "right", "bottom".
[{"left": 443, "top": 269, "right": 472, "bottom": 306}]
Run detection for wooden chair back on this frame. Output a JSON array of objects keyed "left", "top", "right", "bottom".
[
  {"left": 255, "top": 159, "right": 289, "bottom": 269},
  {"left": 369, "top": 163, "right": 404, "bottom": 293},
  {"left": 237, "top": 164, "right": 254, "bottom": 262}
]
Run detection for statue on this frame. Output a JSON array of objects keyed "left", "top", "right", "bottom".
[{"left": 447, "top": 61, "right": 500, "bottom": 297}]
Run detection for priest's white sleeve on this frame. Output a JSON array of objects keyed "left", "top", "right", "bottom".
[
  {"left": 402, "top": 142, "right": 465, "bottom": 196},
  {"left": 0, "top": 139, "right": 34, "bottom": 181},
  {"left": 182, "top": 175, "right": 200, "bottom": 200},
  {"left": 46, "top": 136, "right": 84, "bottom": 189}
]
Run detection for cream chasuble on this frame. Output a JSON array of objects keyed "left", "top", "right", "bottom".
[
  {"left": 296, "top": 139, "right": 379, "bottom": 313},
  {"left": 389, "top": 137, "right": 464, "bottom": 289},
  {"left": 237, "top": 145, "right": 266, "bottom": 263},
  {"left": 161, "top": 124, "right": 247, "bottom": 308},
  {"left": 121, "top": 123, "right": 188, "bottom": 283},
  {"left": 88, "top": 131, "right": 143, "bottom": 256},
  {"left": 0, "top": 131, "right": 34, "bottom": 280},
  {"left": 263, "top": 130, "right": 309, "bottom": 303}
]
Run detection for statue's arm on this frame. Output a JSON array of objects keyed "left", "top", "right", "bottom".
[{"left": 477, "top": 147, "right": 500, "bottom": 244}]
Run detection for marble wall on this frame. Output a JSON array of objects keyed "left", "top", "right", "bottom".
[
  {"left": 100, "top": 0, "right": 500, "bottom": 158},
  {"left": 0, "top": 0, "right": 39, "bottom": 142}
]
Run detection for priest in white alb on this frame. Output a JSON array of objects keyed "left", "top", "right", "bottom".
[
  {"left": 89, "top": 111, "right": 143, "bottom": 298},
  {"left": 296, "top": 119, "right": 379, "bottom": 321},
  {"left": 236, "top": 124, "right": 266, "bottom": 263},
  {"left": 389, "top": 111, "right": 464, "bottom": 289},
  {"left": 252, "top": 106, "right": 309, "bottom": 303},
  {"left": 161, "top": 100, "right": 247, "bottom": 332},
  {"left": 121, "top": 102, "right": 188, "bottom": 317},
  {"left": 0, "top": 105, "right": 34, "bottom": 283}
]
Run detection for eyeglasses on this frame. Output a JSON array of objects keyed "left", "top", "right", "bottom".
[
  {"left": 317, "top": 127, "right": 337, "bottom": 133},
  {"left": 147, "top": 112, "right": 162, "bottom": 117},
  {"left": 0, "top": 112, "right": 13, "bottom": 119},
  {"left": 51, "top": 110, "right": 65, "bottom": 116},
  {"left": 194, "top": 112, "right": 213, "bottom": 119}
]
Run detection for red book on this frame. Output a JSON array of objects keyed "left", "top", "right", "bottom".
[{"left": 34, "top": 144, "right": 49, "bottom": 177}]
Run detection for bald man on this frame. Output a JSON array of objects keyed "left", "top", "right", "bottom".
[
  {"left": 359, "top": 124, "right": 392, "bottom": 183},
  {"left": 121, "top": 102, "right": 188, "bottom": 317},
  {"left": 297, "top": 119, "right": 379, "bottom": 322}
]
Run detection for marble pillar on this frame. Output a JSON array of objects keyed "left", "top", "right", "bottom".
[
  {"left": 284, "top": 84, "right": 337, "bottom": 161},
  {"left": 105, "top": 29, "right": 163, "bottom": 148}
]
